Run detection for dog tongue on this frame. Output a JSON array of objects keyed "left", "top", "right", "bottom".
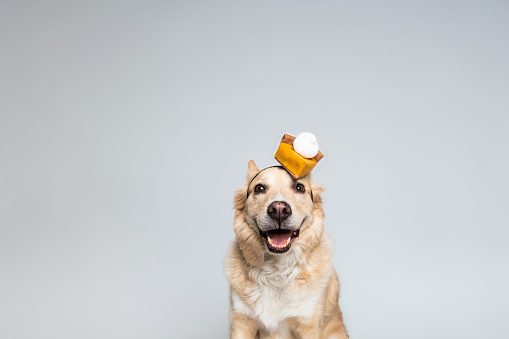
[{"left": 268, "top": 230, "right": 292, "bottom": 245}]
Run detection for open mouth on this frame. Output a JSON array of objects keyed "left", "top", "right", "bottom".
[{"left": 259, "top": 229, "right": 300, "bottom": 253}]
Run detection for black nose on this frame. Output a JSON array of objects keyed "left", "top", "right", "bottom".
[{"left": 267, "top": 201, "right": 292, "bottom": 222}]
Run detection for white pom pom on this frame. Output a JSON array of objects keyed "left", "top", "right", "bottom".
[{"left": 293, "top": 132, "right": 319, "bottom": 158}]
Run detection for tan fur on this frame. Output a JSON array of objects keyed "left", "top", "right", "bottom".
[{"left": 225, "top": 160, "right": 348, "bottom": 339}]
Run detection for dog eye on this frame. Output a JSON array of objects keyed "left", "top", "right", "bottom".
[
  {"left": 254, "top": 184, "right": 266, "bottom": 194},
  {"left": 294, "top": 183, "right": 305, "bottom": 193}
]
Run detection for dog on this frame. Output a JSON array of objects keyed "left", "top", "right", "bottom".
[{"left": 225, "top": 160, "right": 348, "bottom": 338}]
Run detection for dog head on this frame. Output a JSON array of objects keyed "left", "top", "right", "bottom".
[{"left": 233, "top": 160, "right": 325, "bottom": 262}]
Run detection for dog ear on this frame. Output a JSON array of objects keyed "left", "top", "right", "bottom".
[
  {"left": 246, "top": 159, "right": 260, "bottom": 181},
  {"left": 310, "top": 182, "right": 325, "bottom": 207},
  {"left": 233, "top": 184, "right": 248, "bottom": 211},
  {"left": 302, "top": 173, "right": 324, "bottom": 205},
  {"left": 233, "top": 160, "right": 258, "bottom": 211}
]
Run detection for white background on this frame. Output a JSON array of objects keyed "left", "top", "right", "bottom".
[{"left": 1, "top": 1, "right": 508, "bottom": 338}]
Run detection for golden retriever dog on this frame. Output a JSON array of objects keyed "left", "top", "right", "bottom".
[{"left": 225, "top": 160, "right": 348, "bottom": 338}]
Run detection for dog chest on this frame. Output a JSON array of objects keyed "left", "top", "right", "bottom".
[
  {"left": 232, "top": 276, "right": 324, "bottom": 331},
  {"left": 257, "top": 281, "right": 321, "bottom": 330}
]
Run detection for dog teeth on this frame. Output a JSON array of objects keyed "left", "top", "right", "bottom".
[{"left": 267, "top": 236, "right": 291, "bottom": 249}]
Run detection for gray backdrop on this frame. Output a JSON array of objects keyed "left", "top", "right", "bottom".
[{"left": 1, "top": 1, "right": 508, "bottom": 338}]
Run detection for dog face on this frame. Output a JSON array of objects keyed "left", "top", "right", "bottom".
[{"left": 243, "top": 161, "right": 316, "bottom": 254}]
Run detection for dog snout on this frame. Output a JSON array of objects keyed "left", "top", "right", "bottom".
[{"left": 267, "top": 201, "right": 292, "bottom": 222}]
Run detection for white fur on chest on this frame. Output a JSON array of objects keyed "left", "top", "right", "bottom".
[{"left": 231, "top": 253, "right": 326, "bottom": 332}]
